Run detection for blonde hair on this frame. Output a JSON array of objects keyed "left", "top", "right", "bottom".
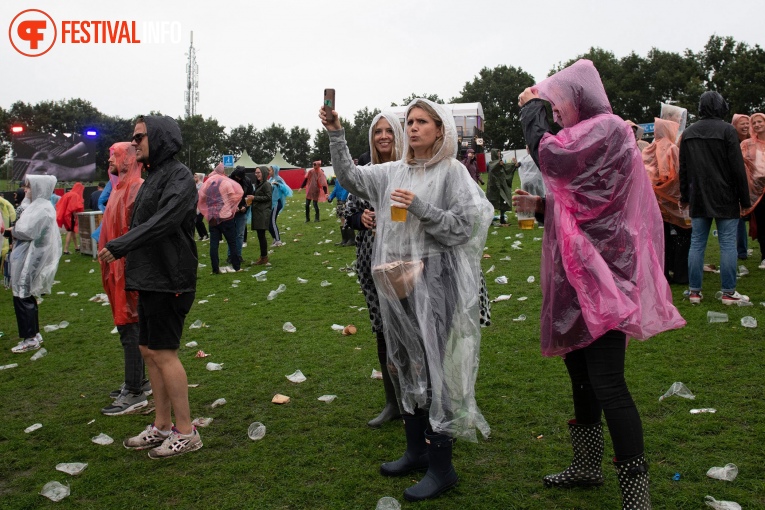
[
  {"left": 371, "top": 118, "right": 400, "bottom": 164},
  {"left": 405, "top": 101, "right": 444, "bottom": 165}
]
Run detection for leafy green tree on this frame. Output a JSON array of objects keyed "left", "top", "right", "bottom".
[
  {"left": 176, "top": 115, "right": 227, "bottom": 173},
  {"left": 226, "top": 124, "right": 259, "bottom": 161},
  {"left": 284, "top": 126, "right": 312, "bottom": 167},
  {"left": 699, "top": 35, "right": 765, "bottom": 115},
  {"left": 452, "top": 65, "right": 535, "bottom": 150}
]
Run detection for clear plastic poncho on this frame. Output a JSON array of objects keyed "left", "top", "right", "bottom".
[
  {"left": 518, "top": 153, "right": 546, "bottom": 197},
  {"left": 533, "top": 59, "right": 685, "bottom": 357},
  {"left": 99, "top": 143, "right": 144, "bottom": 326},
  {"left": 642, "top": 118, "right": 686, "bottom": 228},
  {"left": 660, "top": 103, "right": 687, "bottom": 143},
  {"left": 329, "top": 99, "right": 494, "bottom": 441},
  {"left": 740, "top": 112, "right": 765, "bottom": 216},
  {"left": 197, "top": 163, "right": 243, "bottom": 223},
  {"left": 10, "top": 175, "right": 62, "bottom": 298}
]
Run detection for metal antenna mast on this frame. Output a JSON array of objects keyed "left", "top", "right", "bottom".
[{"left": 184, "top": 31, "right": 199, "bottom": 117}]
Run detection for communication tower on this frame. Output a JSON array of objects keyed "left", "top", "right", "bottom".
[{"left": 185, "top": 31, "right": 199, "bottom": 117}]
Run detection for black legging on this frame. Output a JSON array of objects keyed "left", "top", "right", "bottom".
[
  {"left": 663, "top": 221, "right": 691, "bottom": 285},
  {"left": 564, "top": 330, "right": 644, "bottom": 460},
  {"left": 255, "top": 229, "right": 267, "bottom": 257},
  {"left": 754, "top": 199, "right": 765, "bottom": 262},
  {"left": 14, "top": 295, "right": 39, "bottom": 339},
  {"left": 305, "top": 199, "right": 319, "bottom": 221},
  {"left": 195, "top": 213, "right": 208, "bottom": 239}
]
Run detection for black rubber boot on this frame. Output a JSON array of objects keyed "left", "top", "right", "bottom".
[
  {"left": 367, "top": 365, "right": 400, "bottom": 428},
  {"left": 543, "top": 420, "right": 604, "bottom": 488},
  {"left": 403, "top": 432, "right": 458, "bottom": 502},
  {"left": 342, "top": 227, "right": 356, "bottom": 246},
  {"left": 380, "top": 413, "right": 429, "bottom": 476},
  {"left": 614, "top": 453, "right": 651, "bottom": 510}
]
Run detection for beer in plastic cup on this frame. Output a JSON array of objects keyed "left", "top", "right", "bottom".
[
  {"left": 679, "top": 204, "right": 691, "bottom": 226},
  {"left": 391, "top": 205, "right": 407, "bottom": 222},
  {"left": 517, "top": 211, "right": 535, "bottom": 230}
]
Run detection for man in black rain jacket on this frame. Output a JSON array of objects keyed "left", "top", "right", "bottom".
[{"left": 99, "top": 115, "right": 202, "bottom": 458}]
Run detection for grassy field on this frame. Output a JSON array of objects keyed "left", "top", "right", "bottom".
[{"left": 1, "top": 187, "right": 764, "bottom": 509}]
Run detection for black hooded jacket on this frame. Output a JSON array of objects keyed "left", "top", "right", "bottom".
[
  {"left": 106, "top": 115, "right": 198, "bottom": 293},
  {"left": 679, "top": 91, "right": 750, "bottom": 218}
]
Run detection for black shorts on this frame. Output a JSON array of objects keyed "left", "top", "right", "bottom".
[{"left": 137, "top": 291, "right": 195, "bottom": 350}]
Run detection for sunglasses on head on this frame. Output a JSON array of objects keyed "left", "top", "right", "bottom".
[{"left": 131, "top": 132, "right": 148, "bottom": 144}]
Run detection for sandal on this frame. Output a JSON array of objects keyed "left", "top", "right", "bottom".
[{"left": 63, "top": 251, "right": 71, "bottom": 255}]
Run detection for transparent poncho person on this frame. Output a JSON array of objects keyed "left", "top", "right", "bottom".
[{"left": 328, "top": 98, "right": 493, "bottom": 441}]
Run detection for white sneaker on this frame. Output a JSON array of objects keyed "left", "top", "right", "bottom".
[
  {"left": 147, "top": 427, "right": 203, "bottom": 459},
  {"left": 721, "top": 291, "right": 750, "bottom": 305},
  {"left": 11, "top": 338, "right": 41, "bottom": 353},
  {"left": 242, "top": 242, "right": 247, "bottom": 248},
  {"left": 759, "top": 260, "right": 765, "bottom": 269}
]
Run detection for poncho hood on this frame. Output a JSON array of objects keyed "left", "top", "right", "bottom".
[
  {"left": 369, "top": 111, "right": 405, "bottom": 164},
  {"left": 402, "top": 99, "right": 458, "bottom": 166},
  {"left": 535, "top": 59, "right": 612, "bottom": 127}
]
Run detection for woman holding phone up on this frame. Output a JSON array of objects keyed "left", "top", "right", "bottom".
[{"left": 321, "top": 99, "right": 493, "bottom": 502}]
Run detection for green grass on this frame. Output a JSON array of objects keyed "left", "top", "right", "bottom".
[{"left": 1, "top": 188, "right": 764, "bottom": 509}]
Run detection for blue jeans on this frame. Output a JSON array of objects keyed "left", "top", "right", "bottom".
[
  {"left": 209, "top": 218, "right": 240, "bottom": 272},
  {"left": 688, "top": 217, "right": 738, "bottom": 293},
  {"left": 227, "top": 213, "right": 247, "bottom": 264}
]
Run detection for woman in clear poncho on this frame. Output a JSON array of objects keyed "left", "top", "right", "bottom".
[
  {"left": 740, "top": 112, "right": 765, "bottom": 268},
  {"left": 517, "top": 59, "right": 685, "bottom": 510},
  {"left": 344, "top": 111, "right": 406, "bottom": 428},
  {"left": 197, "top": 163, "right": 244, "bottom": 273},
  {"left": 643, "top": 117, "right": 691, "bottom": 284},
  {"left": 321, "top": 99, "right": 493, "bottom": 502},
  {"left": 8, "top": 175, "right": 61, "bottom": 353}
]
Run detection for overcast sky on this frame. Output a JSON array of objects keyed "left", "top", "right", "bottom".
[{"left": 2, "top": 0, "right": 762, "bottom": 139}]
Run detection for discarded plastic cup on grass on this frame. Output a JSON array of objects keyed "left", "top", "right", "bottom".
[
  {"left": 40, "top": 481, "right": 70, "bottom": 502},
  {"left": 740, "top": 316, "right": 757, "bottom": 328},
  {"left": 492, "top": 294, "right": 512, "bottom": 302},
  {"left": 211, "top": 398, "right": 227, "bottom": 408},
  {"left": 513, "top": 315, "right": 527, "bottom": 322},
  {"left": 185, "top": 341, "right": 198, "bottom": 348},
  {"left": 738, "top": 265, "right": 749, "bottom": 276},
  {"left": 248, "top": 422, "right": 266, "bottom": 441},
  {"left": 0, "top": 363, "right": 19, "bottom": 370},
  {"left": 691, "top": 408, "right": 717, "bottom": 414},
  {"left": 371, "top": 369, "right": 383, "bottom": 379},
  {"left": 704, "top": 495, "right": 742, "bottom": 510},
  {"left": 485, "top": 264, "right": 495, "bottom": 274},
  {"left": 255, "top": 271, "right": 268, "bottom": 281},
  {"left": 297, "top": 277, "right": 308, "bottom": 283},
  {"left": 320, "top": 280, "right": 332, "bottom": 287},
  {"left": 25, "top": 423, "right": 43, "bottom": 433},
  {"left": 286, "top": 369, "right": 306, "bottom": 383},
  {"left": 331, "top": 324, "right": 345, "bottom": 331},
  {"left": 527, "top": 276, "right": 535, "bottom": 283},
  {"left": 376, "top": 496, "right": 401, "bottom": 510},
  {"left": 318, "top": 395, "right": 337, "bottom": 403},
  {"left": 494, "top": 276, "right": 508, "bottom": 284},
  {"left": 189, "top": 319, "right": 203, "bottom": 329},
  {"left": 44, "top": 324, "right": 59, "bottom": 333},
  {"left": 206, "top": 362, "right": 224, "bottom": 371},
  {"left": 707, "top": 311, "right": 728, "bottom": 323},
  {"left": 659, "top": 382, "right": 695, "bottom": 401},
  {"left": 283, "top": 322, "right": 296, "bottom": 333},
  {"left": 91, "top": 433, "right": 114, "bottom": 445},
  {"left": 56, "top": 463, "right": 88, "bottom": 476},
  {"left": 192, "top": 417, "right": 214, "bottom": 427},
  {"left": 30, "top": 348, "right": 48, "bottom": 361},
  {"left": 707, "top": 464, "right": 738, "bottom": 481},
  {"left": 736, "top": 300, "right": 753, "bottom": 307}
]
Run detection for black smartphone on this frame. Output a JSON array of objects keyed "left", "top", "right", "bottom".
[{"left": 323, "top": 88, "right": 335, "bottom": 122}]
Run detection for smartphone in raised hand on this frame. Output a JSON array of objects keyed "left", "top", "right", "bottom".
[{"left": 323, "top": 88, "right": 336, "bottom": 122}]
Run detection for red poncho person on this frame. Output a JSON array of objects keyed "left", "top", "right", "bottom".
[
  {"left": 56, "top": 182, "right": 85, "bottom": 231},
  {"left": 99, "top": 143, "right": 144, "bottom": 325}
]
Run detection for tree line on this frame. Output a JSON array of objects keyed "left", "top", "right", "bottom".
[{"left": 2, "top": 35, "right": 763, "bottom": 179}]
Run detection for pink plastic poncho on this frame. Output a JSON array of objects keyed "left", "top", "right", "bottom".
[
  {"left": 197, "top": 163, "right": 243, "bottom": 223},
  {"left": 533, "top": 59, "right": 685, "bottom": 357},
  {"left": 642, "top": 118, "right": 686, "bottom": 228},
  {"left": 305, "top": 166, "right": 328, "bottom": 202},
  {"left": 99, "top": 143, "right": 144, "bottom": 326},
  {"left": 740, "top": 113, "right": 765, "bottom": 217}
]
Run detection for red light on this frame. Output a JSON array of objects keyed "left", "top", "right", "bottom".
[{"left": 11, "top": 125, "right": 24, "bottom": 134}]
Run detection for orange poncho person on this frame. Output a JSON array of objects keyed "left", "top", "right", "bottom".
[
  {"left": 642, "top": 118, "right": 685, "bottom": 228},
  {"left": 56, "top": 182, "right": 85, "bottom": 231},
  {"left": 99, "top": 143, "right": 144, "bottom": 325}
]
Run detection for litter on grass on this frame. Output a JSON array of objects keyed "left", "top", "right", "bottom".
[
  {"left": 195, "top": 350, "right": 210, "bottom": 358},
  {"left": 91, "top": 433, "right": 114, "bottom": 445},
  {"left": 371, "top": 369, "right": 383, "bottom": 379},
  {"left": 331, "top": 324, "right": 345, "bottom": 331},
  {"left": 494, "top": 276, "right": 508, "bottom": 284},
  {"left": 297, "top": 277, "right": 308, "bottom": 283},
  {"left": 659, "top": 382, "right": 695, "bottom": 401},
  {"left": 43, "top": 321, "right": 69, "bottom": 333},
  {"left": 40, "top": 481, "right": 70, "bottom": 502},
  {"left": 248, "top": 422, "right": 266, "bottom": 441},
  {"left": 283, "top": 322, "right": 296, "bottom": 333},
  {"left": 185, "top": 341, "right": 198, "bottom": 348},
  {"left": 707, "top": 311, "right": 728, "bottom": 323},
  {"left": 513, "top": 315, "right": 527, "bottom": 322},
  {"left": 267, "top": 284, "right": 287, "bottom": 300},
  {"left": 318, "top": 395, "right": 337, "bottom": 403},
  {"left": 704, "top": 496, "right": 741, "bottom": 510},
  {"left": 89, "top": 294, "right": 109, "bottom": 303},
  {"left": 517, "top": 296, "right": 528, "bottom": 301},
  {"left": 376, "top": 496, "right": 401, "bottom": 510},
  {"left": 740, "top": 316, "right": 757, "bottom": 328},
  {"left": 500, "top": 256, "right": 511, "bottom": 261},
  {"left": 485, "top": 264, "right": 495, "bottom": 274},
  {"left": 320, "top": 280, "right": 332, "bottom": 287},
  {"left": 286, "top": 370, "right": 306, "bottom": 383},
  {"left": 272, "top": 394, "right": 290, "bottom": 404},
  {"left": 343, "top": 325, "right": 357, "bottom": 336},
  {"left": 492, "top": 294, "right": 512, "bottom": 303},
  {"left": 25, "top": 423, "right": 43, "bottom": 433},
  {"left": 56, "top": 463, "right": 88, "bottom": 476},
  {"left": 691, "top": 408, "right": 717, "bottom": 414},
  {"left": 706, "top": 464, "right": 738, "bottom": 481},
  {"left": 192, "top": 417, "right": 213, "bottom": 427},
  {"left": 30, "top": 348, "right": 47, "bottom": 361},
  {"left": 527, "top": 276, "right": 535, "bottom": 283},
  {"left": 206, "top": 362, "right": 224, "bottom": 371},
  {"left": 197, "top": 300, "right": 209, "bottom": 304},
  {"left": 211, "top": 398, "right": 227, "bottom": 408},
  {"left": 189, "top": 320, "right": 205, "bottom": 329}
]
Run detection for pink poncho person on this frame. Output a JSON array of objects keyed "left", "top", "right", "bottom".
[
  {"left": 533, "top": 59, "right": 685, "bottom": 357},
  {"left": 197, "top": 163, "right": 243, "bottom": 224}
]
